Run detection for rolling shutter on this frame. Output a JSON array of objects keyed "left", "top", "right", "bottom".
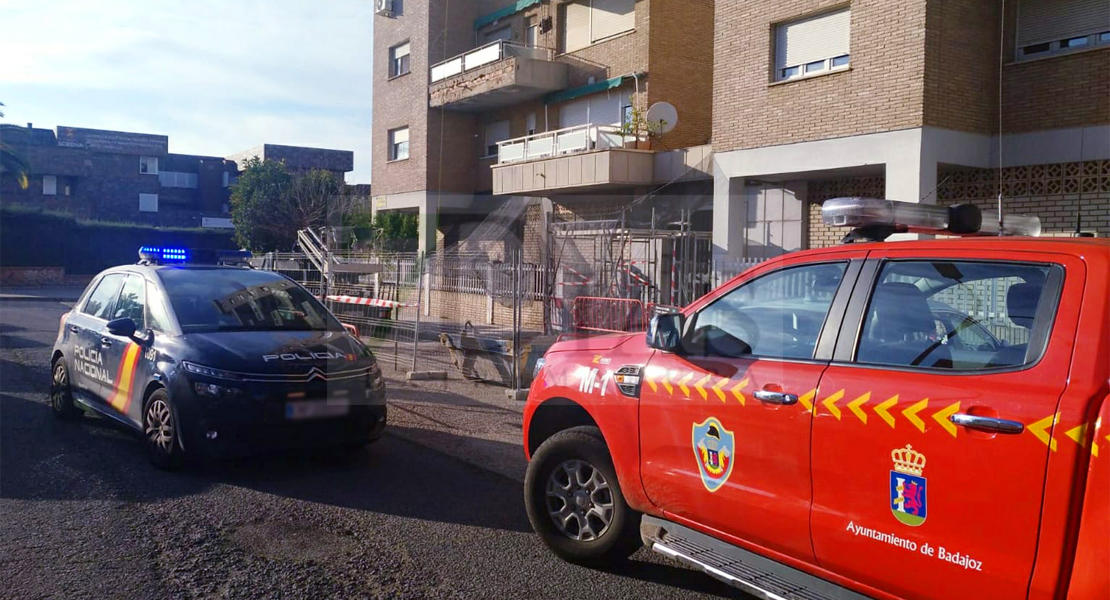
[
  {"left": 1017, "top": 0, "right": 1110, "bottom": 46},
  {"left": 591, "top": 0, "right": 635, "bottom": 41},
  {"left": 485, "top": 120, "right": 511, "bottom": 156},
  {"left": 775, "top": 8, "right": 851, "bottom": 71},
  {"left": 559, "top": 98, "right": 590, "bottom": 128},
  {"left": 563, "top": 1, "right": 591, "bottom": 53}
]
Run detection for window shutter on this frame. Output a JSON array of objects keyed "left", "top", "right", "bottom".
[
  {"left": 562, "top": 0, "right": 591, "bottom": 52},
  {"left": 485, "top": 120, "right": 511, "bottom": 149},
  {"left": 394, "top": 42, "right": 410, "bottom": 59},
  {"left": 42, "top": 175, "right": 57, "bottom": 195},
  {"left": 392, "top": 127, "right": 409, "bottom": 144},
  {"left": 591, "top": 0, "right": 635, "bottom": 42},
  {"left": 559, "top": 98, "right": 590, "bottom": 127},
  {"left": 775, "top": 8, "right": 851, "bottom": 71},
  {"left": 1017, "top": 0, "right": 1110, "bottom": 46},
  {"left": 483, "top": 26, "right": 512, "bottom": 44},
  {"left": 588, "top": 90, "right": 628, "bottom": 126}
]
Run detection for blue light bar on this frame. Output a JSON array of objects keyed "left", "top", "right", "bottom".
[{"left": 139, "top": 246, "right": 190, "bottom": 263}]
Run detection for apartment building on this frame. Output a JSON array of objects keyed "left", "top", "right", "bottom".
[
  {"left": 711, "top": 0, "right": 1110, "bottom": 258},
  {"left": 371, "top": 0, "right": 716, "bottom": 255},
  {"left": 0, "top": 124, "right": 355, "bottom": 229}
]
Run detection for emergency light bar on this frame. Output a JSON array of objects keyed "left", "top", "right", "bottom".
[
  {"left": 821, "top": 197, "right": 1041, "bottom": 243},
  {"left": 138, "top": 247, "right": 253, "bottom": 266}
]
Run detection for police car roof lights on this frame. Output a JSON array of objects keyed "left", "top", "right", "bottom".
[
  {"left": 821, "top": 197, "right": 1041, "bottom": 243},
  {"left": 138, "top": 246, "right": 253, "bottom": 267}
]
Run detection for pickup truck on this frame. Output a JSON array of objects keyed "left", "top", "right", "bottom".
[{"left": 522, "top": 204, "right": 1108, "bottom": 600}]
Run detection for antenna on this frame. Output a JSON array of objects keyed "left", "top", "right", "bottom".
[{"left": 996, "top": 0, "right": 1005, "bottom": 236}]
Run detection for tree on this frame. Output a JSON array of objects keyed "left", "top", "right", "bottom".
[
  {"left": 229, "top": 158, "right": 352, "bottom": 251},
  {"left": 0, "top": 102, "right": 30, "bottom": 190}
]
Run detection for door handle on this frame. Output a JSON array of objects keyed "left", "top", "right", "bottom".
[
  {"left": 69, "top": 325, "right": 80, "bottom": 333},
  {"left": 100, "top": 337, "right": 113, "bottom": 348},
  {"left": 754, "top": 390, "right": 799, "bottom": 405},
  {"left": 950, "top": 413, "right": 1024, "bottom": 434}
]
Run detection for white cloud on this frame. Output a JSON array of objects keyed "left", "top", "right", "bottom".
[{"left": 0, "top": 0, "right": 374, "bottom": 181}]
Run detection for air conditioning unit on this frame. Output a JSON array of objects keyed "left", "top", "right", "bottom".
[{"left": 375, "top": 0, "right": 394, "bottom": 17}]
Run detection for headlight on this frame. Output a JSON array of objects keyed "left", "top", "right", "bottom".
[
  {"left": 367, "top": 361, "right": 385, "bottom": 393},
  {"left": 533, "top": 357, "right": 546, "bottom": 381},
  {"left": 194, "top": 382, "right": 243, "bottom": 399},
  {"left": 183, "top": 361, "right": 242, "bottom": 381}
]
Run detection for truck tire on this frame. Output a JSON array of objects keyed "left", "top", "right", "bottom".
[
  {"left": 524, "top": 425, "right": 642, "bottom": 565},
  {"left": 50, "top": 359, "right": 83, "bottom": 421}
]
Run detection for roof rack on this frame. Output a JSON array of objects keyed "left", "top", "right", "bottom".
[
  {"left": 821, "top": 197, "right": 1041, "bottom": 243},
  {"left": 138, "top": 246, "right": 254, "bottom": 267}
]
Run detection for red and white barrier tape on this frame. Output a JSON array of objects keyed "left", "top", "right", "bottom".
[{"left": 325, "top": 295, "right": 413, "bottom": 308}]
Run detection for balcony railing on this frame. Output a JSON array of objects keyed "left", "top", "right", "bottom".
[
  {"left": 430, "top": 40, "right": 552, "bottom": 84},
  {"left": 495, "top": 123, "right": 631, "bottom": 164}
]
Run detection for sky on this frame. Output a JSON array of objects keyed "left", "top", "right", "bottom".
[{"left": 0, "top": 0, "right": 375, "bottom": 183}]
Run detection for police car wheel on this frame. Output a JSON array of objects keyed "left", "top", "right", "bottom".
[
  {"left": 50, "top": 359, "right": 82, "bottom": 421},
  {"left": 524, "top": 426, "right": 642, "bottom": 566},
  {"left": 144, "top": 390, "right": 184, "bottom": 470}
]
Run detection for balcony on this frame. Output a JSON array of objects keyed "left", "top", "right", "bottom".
[
  {"left": 429, "top": 41, "right": 568, "bottom": 112},
  {"left": 491, "top": 124, "right": 656, "bottom": 195}
]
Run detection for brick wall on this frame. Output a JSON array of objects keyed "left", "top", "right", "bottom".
[
  {"left": 647, "top": 0, "right": 714, "bottom": 149},
  {"left": 921, "top": 0, "right": 1000, "bottom": 133},
  {"left": 714, "top": 0, "right": 928, "bottom": 153},
  {"left": 1001, "top": 50, "right": 1110, "bottom": 133},
  {"left": 806, "top": 175, "right": 887, "bottom": 248}
]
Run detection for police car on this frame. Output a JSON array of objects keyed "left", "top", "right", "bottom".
[{"left": 50, "top": 247, "right": 387, "bottom": 468}]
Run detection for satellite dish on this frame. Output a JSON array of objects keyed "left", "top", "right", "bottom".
[{"left": 646, "top": 102, "right": 678, "bottom": 134}]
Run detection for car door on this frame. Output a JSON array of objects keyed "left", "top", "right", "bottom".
[
  {"left": 66, "top": 272, "right": 127, "bottom": 401},
  {"left": 99, "top": 274, "right": 148, "bottom": 423},
  {"left": 809, "top": 250, "right": 1079, "bottom": 600},
  {"left": 639, "top": 252, "right": 862, "bottom": 564}
]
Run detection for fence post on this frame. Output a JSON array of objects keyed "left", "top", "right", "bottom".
[
  {"left": 411, "top": 252, "right": 424, "bottom": 373},
  {"left": 512, "top": 249, "right": 522, "bottom": 392}
]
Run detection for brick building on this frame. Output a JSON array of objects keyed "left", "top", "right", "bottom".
[
  {"left": 372, "top": 0, "right": 716, "bottom": 255},
  {"left": 1, "top": 124, "right": 355, "bottom": 229},
  {"left": 712, "top": 0, "right": 1110, "bottom": 257}
]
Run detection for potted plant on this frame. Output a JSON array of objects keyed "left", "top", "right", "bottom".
[{"left": 620, "top": 105, "right": 665, "bottom": 150}]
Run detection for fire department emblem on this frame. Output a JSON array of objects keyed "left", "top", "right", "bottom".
[
  {"left": 890, "top": 444, "right": 928, "bottom": 526},
  {"left": 692, "top": 417, "right": 735, "bottom": 493}
]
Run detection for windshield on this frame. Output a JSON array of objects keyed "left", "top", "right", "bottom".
[{"left": 157, "top": 268, "right": 340, "bottom": 334}]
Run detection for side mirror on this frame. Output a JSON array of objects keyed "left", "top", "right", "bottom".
[
  {"left": 646, "top": 313, "right": 684, "bottom": 353},
  {"left": 106, "top": 317, "right": 138, "bottom": 338}
]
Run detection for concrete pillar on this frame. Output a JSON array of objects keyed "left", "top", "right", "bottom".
[
  {"left": 417, "top": 194, "right": 438, "bottom": 256},
  {"left": 885, "top": 144, "right": 938, "bottom": 241},
  {"left": 712, "top": 171, "right": 746, "bottom": 260}
]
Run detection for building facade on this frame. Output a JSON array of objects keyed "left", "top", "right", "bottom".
[
  {"left": 372, "top": 0, "right": 717, "bottom": 256},
  {"left": 712, "top": 0, "right": 1110, "bottom": 258},
  {"left": 1, "top": 125, "right": 355, "bottom": 229}
]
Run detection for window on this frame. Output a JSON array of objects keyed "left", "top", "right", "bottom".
[
  {"left": 221, "top": 171, "right": 230, "bottom": 187},
  {"left": 146, "top": 284, "right": 174, "bottom": 333},
  {"left": 158, "top": 171, "right": 199, "bottom": 188},
  {"left": 558, "top": 89, "right": 632, "bottom": 128},
  {"left": 112, "top": 275, "right": 146, "bottom": 327},
  {"left": 139, "top": 193, "right": 159, "bottom": 212},
  {"left": 525, "top": 16, "right": 538, "bottom": 47},
  {"left": 82, "top": 274, "right": 126, "bottom": 320},
  {"left": 561, "top": 0, "right": 635, "bottom": 53},
  {"left": 139, "top": 156, "right": 158, "bottom": 175},
  {"left": 483, "top": 26, "right": 512, "bottom": 44},
  {"left": 775, "top": 8, "right": 851, "bottom": 81},
  {"left": 856, "top": 261, "right": 1060, "bottom": 371},
  {"left": 42, "top": 175, "right": 57, "bottom": 196},
  {"left": 1016, "top": 0, "right": 1110, "bottom": 59},
  {"left": 684, "top": 263, "right": 847, "bottom": 359},
  {"left": 389, "top": 41, "right": 410, "bottom": 77},
  {"left": 388, "top": 127, "right": 409, "bottom": 161},
  {"left": 484, "top": 120, "right": 510, "bottom": 158},
  {"left": 526, "top": 113, "right": 537, "bottom": 136}
]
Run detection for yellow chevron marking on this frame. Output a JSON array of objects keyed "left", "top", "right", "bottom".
[
  {"left": 730, "top": 378, "right": 749, "bottom": 406},
  {"left": 798, "top": 389, "right": 816, "bottom": 413},
  {"left": 678, "top": 372, "right": 694, "bottom": 397},
  {"left": 874, "top": 395, "right": 898, "bottom": 429},
  {"left": 902, "top": 399, "right": 929, "bottom": 433},
  {"left": 1028, "top": 413, "right": 1059, "bottom": 451},
  {"left": 645, "top": 370, "right": 658, "bottom": 393},
  {"left": 822, "top": 390, "right": 845, "bottom": 420},
  {"left": 1065, "top": 423, "right": 1092, "bottom": 452},
  {"left": 694, "top": 373, "right": 713, "bottom": 401},
  {"left": 847, "top": 392, "right": 871, "bottom": 424},
  {"left": 711, "top": 377, "right": 728, "bottom": 402},
  {"left": 932, "top": 402, "right": 961, "bottom": 438},
  {"left": 662, "top": 371, "right": 674, "bottom": 396}
]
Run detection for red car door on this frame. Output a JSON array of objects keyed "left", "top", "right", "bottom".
[
  {"left": 640, "top": 250, "right": 864, "bottom": 565},
  {"left": 810, "top": 249, "right": 1081, "bottom": 600}
]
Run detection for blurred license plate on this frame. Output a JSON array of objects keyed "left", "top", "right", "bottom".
[{"left": 285, "top": 399, "right": 350, "bottom": 420}]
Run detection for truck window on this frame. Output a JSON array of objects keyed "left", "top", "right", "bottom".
[
  {"left": 81, "top": 273, "right": 126, "bottom": 320},
  {"left": 144, "top": 283, "right": 175, "bottom": 333},
  {"left": 112, "top": 275, "right": 146, "bottom": 328},
  {"left": 685, "top": 262, "right": 847, "bottom": 359},
  {"left": 856, "top": 260, "right": 1058, "bottom": 370}
]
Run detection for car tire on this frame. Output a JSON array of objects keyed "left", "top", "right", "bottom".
[
  {"left": 524, "top": 425, "right": 642, "bottom": 566},
  {"left": 50, "top": 359, "right": 83, "bottom": 421},
  {"left": 143, "top": 389, "right": 184, "bottom": 470}
]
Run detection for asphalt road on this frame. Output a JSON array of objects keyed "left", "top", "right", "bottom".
[{"left": 0, "top": 300, "right": 738, "bottom": 600}]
